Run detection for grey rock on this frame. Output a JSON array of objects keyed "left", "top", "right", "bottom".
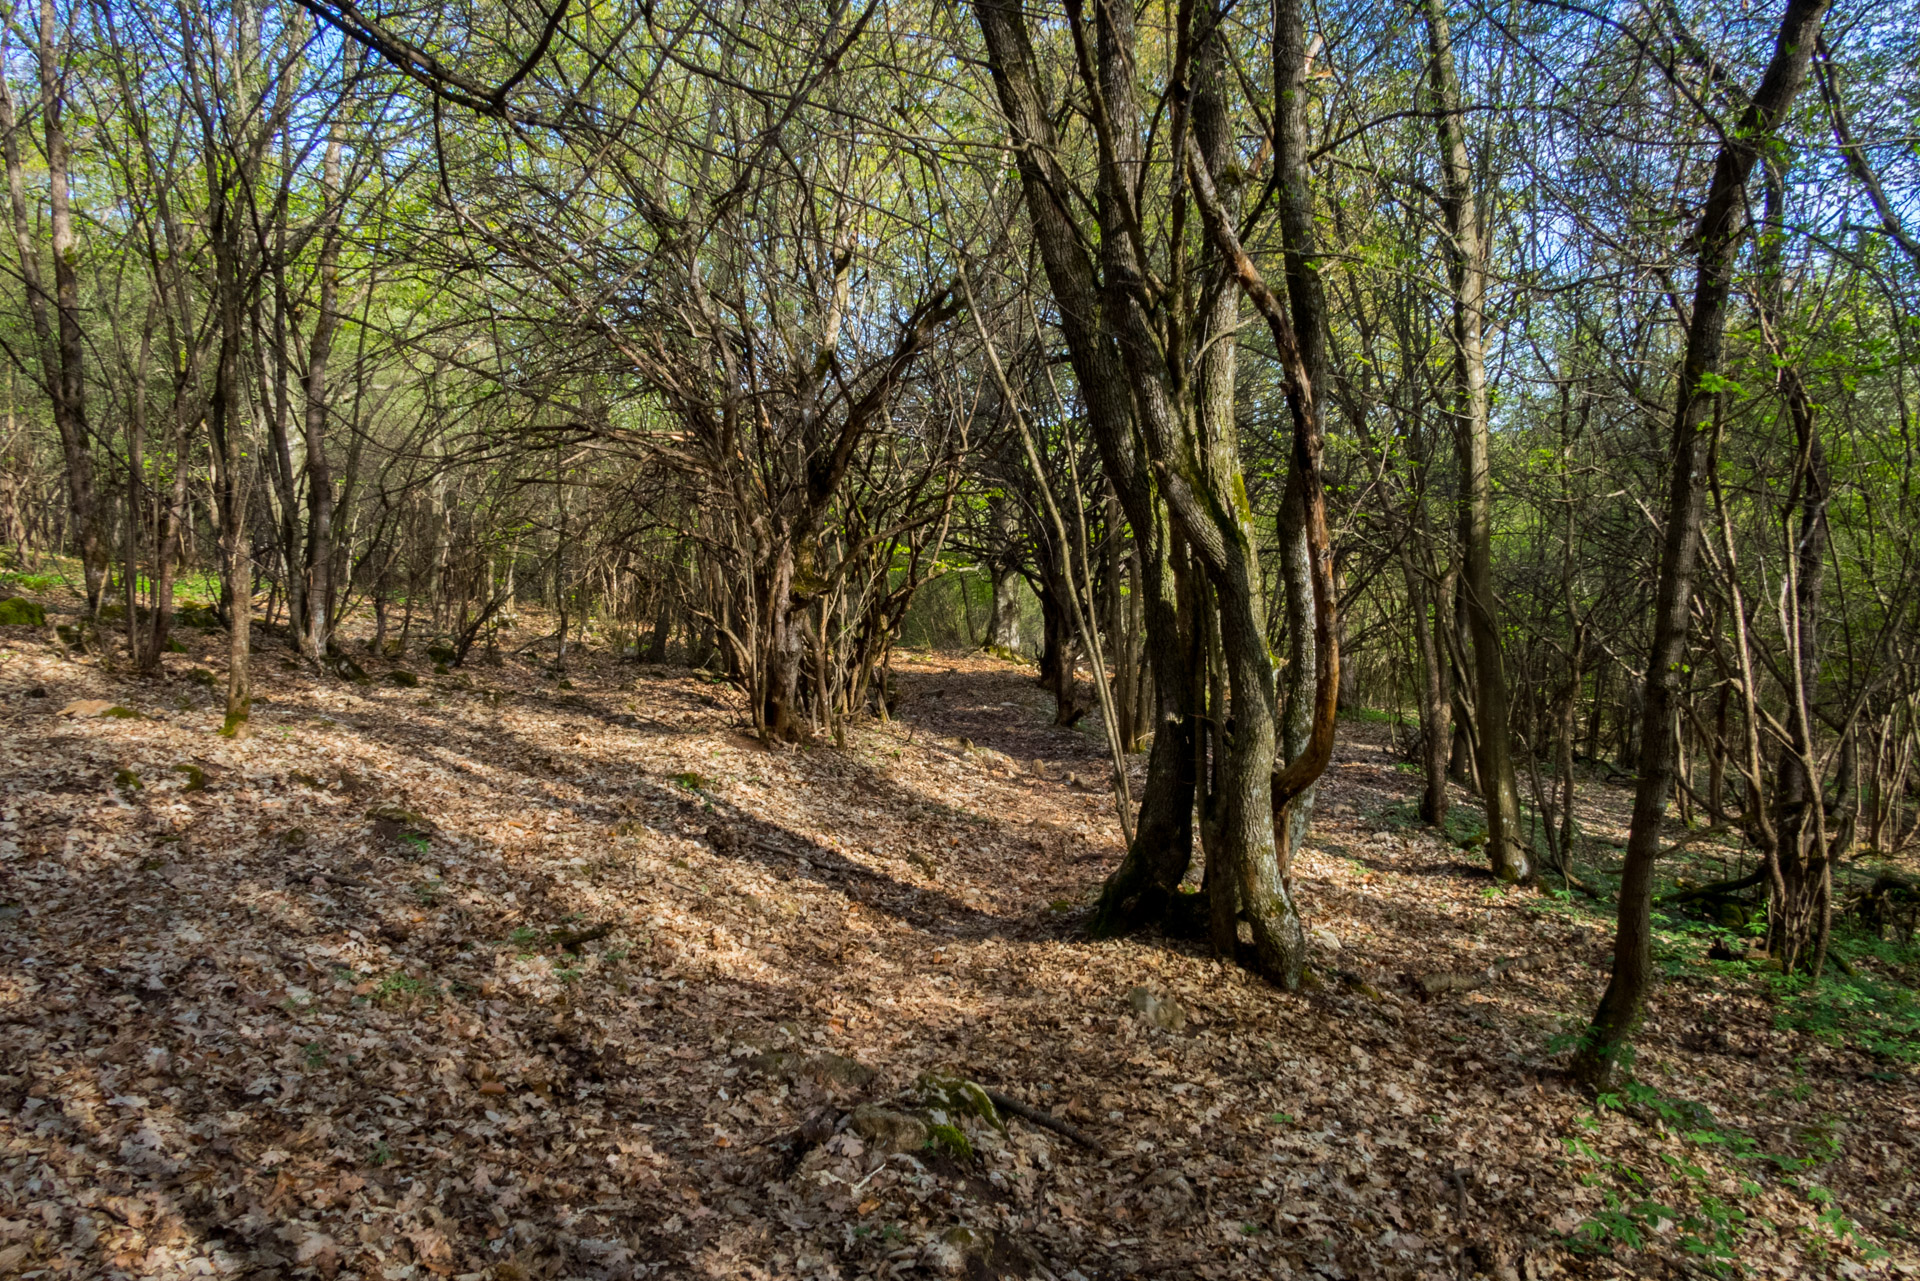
[
  {"left": 849, "top": 1104, "right": 929, "bottom": 1154},
  {"left": 1127, "top": 986, "right": 1187, "bottom": 1032}
]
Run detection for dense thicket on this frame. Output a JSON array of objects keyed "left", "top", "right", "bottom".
[{"left": 3, "top": 0, "right": 1916, "bottom": 1080}]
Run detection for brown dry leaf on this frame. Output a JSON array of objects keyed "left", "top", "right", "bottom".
[{"left": 0, "top": 632, "right": 1911, "bottom": 1281}]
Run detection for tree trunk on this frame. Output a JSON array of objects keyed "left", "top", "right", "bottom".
[
  {"left": 1270, "top": 0, "right": 1329, "bottom": 877},
  {"left": 985, "top": 561, "right": 1023, "bottom": 652},
  {"left": 975, "top": 0, "right": 1205, "bottom": 940},
  {"left": 0, "top": 8, "right": 105, "bottom": 613},
  {"left": 1422, "top": 0, "right": 1527, "bottom": 882},
  {"left": 1574, "top": 0, "right": 1831, "bottom": 1089},
  {"left": 302, "top": 133, "right": 344, "bottom": 659},
  {"left": 1406, "top": 551, "right": 1452, "bottom": 826}
]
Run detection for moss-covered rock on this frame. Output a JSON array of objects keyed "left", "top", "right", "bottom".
[
  {"left": 917, "top": 1074, "right": 1004, "bottom": 1132},
  {"left": 174, "top": 763, "right": 206, "bottom": 792},
  {"left": 114, "top": 768, "right": 142, "bottom": 791},
  {"left": 386, "top": 669, "right": 420, "bottom": 688},
  {"left": 186, "top": 668, "right": 217, "bottom": 687},
  {"left": 426, "top": 642, "right": 456, "bottom": 664},
  {"left": 0, "top": 597, "right": 46, "bottom": 625},
  {"left": 367, "top": 804, "right": 434, "bottom": 831},
  {"left": 926, "top": 1121, "right": 973, "bottom": 1160}
]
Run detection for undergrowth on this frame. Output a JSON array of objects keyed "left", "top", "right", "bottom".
[{"left": 1562, "top": 1081, "right": 1890, "bottom": 1274}]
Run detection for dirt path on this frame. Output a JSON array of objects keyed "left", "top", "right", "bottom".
[{"left": 1, "top": 627, "right": 1913, "bottom": 1279}]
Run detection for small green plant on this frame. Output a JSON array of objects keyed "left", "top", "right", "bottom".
[
  {"left": 374, "top": 972, "right": 427, "bottom": 1005},
  {"left": 1562, "top": 1083, "right": 1888, "bottom": 1270},
  {"left": 555, "top": 966, "right": 583, "bottom": 984},
  {"left": 673, "top": 770, "right": 712, "bottom": 791},
  {"left": 509, "top": 925, "right": 541, "bottom": 948},
  {"left": 303, "top": 1042, "right": 326, "bottom": 1069},
  {"left": 370, "top": 1140, "right": 393, "bottom": 1166},
  {"left": 1768, "top": 967, "right": 1920, "bottom": 1063},
  {"left": 396, "top": 831, "right": 432, "bottom": 856}
]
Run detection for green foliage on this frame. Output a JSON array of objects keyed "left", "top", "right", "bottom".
[
  {"left": 1767, "top": 967, "right": 1920, "bottom": 1063},
  {"left": 1563, "top": 1081, "right": 1890, "bottom": 1271},
  {"left": 0, "top": 573, "right": 58, "bottom": 593},
  {"left": 373, "top": 972, "right": 427, "bottom": 1006}
]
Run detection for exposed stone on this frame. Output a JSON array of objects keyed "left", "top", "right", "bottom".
[
  {"left": 849, "top": 1104, "right": 928, "bottom": 1154},
  {"left": 924, "top": 1226, "right": 992, "bottom": 1277},
  {"left": 58, "top": 700, "right": 139, "bottom": 720},
  {"left": 798, "top": 1052, "right": 876, "bottom": 1090},
  {"left": 1127, "top": 986, "right": 1186, "bottom": 1032}
]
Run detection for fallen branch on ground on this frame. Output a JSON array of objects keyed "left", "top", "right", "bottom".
[
  {"left": 1658, "top": 865, "right": 1768, "bottom": 907},
  {"left": 982, "top": 1088, "right": 1107, "bottom": 1155}
]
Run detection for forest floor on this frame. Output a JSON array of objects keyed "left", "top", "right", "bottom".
[{"left": 2, "top": 595, "right": 1918, "bottom": 1281}]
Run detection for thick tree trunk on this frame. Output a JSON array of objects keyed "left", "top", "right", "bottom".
[
  {"left": 975, "top": 0, "right": 1208, "bottom": 941},
  {"left": 984, "top": 561, "right": 1024, "bottom": 652},
  {"left": 1574, "top": 0, "right": 1831, "bottom": 1089}
]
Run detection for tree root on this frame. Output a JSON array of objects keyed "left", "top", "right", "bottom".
[{"left": 981, "top": 1088, "right": 1108, "bottom": 1155}]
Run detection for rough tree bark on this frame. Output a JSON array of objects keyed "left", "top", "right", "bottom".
[{"left": 972, "top": 0, "right": 1200, "bottom": 940}]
